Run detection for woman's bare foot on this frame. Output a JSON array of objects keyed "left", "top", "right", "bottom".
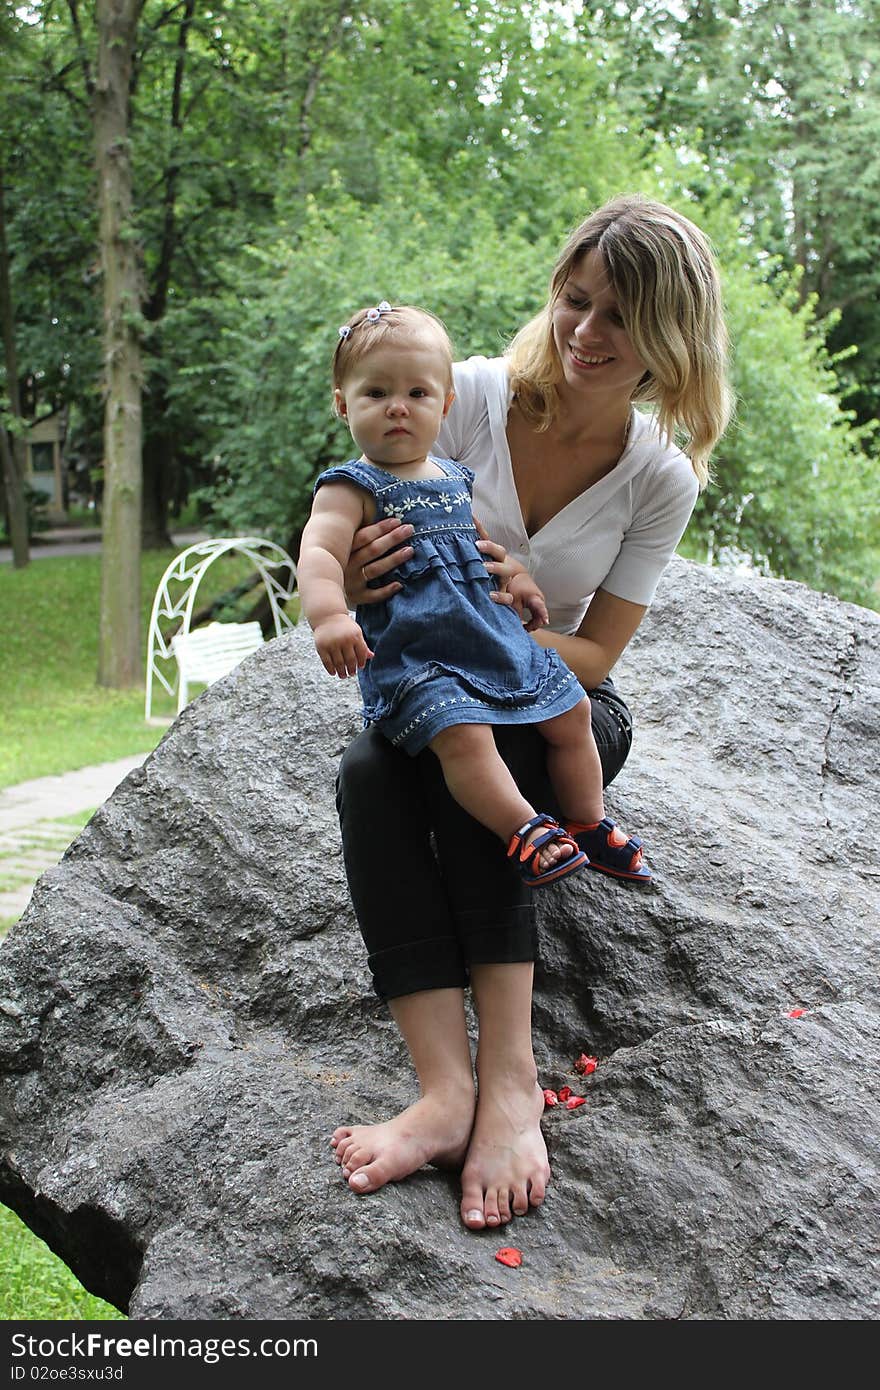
[
  {"left": 459, "top": 1075, "right": 549, "bottom": 1229},
  {"left": 331, "top": 1085, "right": 476, "bottom": 1194}
]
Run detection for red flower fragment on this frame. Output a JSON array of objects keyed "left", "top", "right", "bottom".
[
  {"left": 565, "top": 1095, "right": 587, "bottom": 1110},
  {"left": 543, "top": 1088, "right": 558, "bottom": 1107},
  {"left": 574, "top": 1053, "right": 598, "bottom": 1075},
  {"left": 787, "top": 1008, "right": 807, "bottom": 1019},
  {"left": 495, "top": 1247, "right": 523, "bottom": 1269},
  {"left": 557, "top": 1085, "right": 572, "bottom": 1102}
]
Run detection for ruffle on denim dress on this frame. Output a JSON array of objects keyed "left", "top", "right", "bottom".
[{"left": 313, "top": 457, "right": 585, "bottom": 755}]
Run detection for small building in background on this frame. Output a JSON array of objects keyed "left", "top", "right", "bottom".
[{"left": 25, "top": 407, "right": 68, "bottom": 522}]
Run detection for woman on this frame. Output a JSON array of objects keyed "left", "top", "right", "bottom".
[{"left": 329, "top": 194, "right": 733, "bottom": 1232}]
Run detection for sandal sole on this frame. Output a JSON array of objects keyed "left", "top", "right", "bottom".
[{"left": 586, "top": 862, "right": 652, "bottom": 883}]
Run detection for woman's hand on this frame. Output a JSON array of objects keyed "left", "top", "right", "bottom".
[
  {"left": 473, "top": 515, "right": 519, "bottom": 604},
  {"left": 343, "top": 517, "right": 415, "bottom": 607}
]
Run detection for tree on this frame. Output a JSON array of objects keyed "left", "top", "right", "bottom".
[
  {"left": 0, "top": 161, "right": 29, "bottom": 568},
  {"left": 5, "top": 0, "right": 875, "bottom": 626},
  {"left": 95, "top": 0, "right": 145, "bottom": 687},
  {"left": 0, "top": 5, "right": 34, "bottom": 567},
  {"left": 580, "top": 0, "right": 880, "bottom": 429}
]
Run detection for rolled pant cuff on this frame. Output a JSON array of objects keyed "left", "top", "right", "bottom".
[
  {"left": 457, "top": 904, "right": 537, "bottom": 967},
  {"left": 367, "top": 935, "right": 468, "bottom": 1002}
]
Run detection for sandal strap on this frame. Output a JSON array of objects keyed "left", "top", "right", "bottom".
[
  {"left": 507, "top": 813, "right": 557, "bottom": 864},
  {"left": 507, "top": 815, "right": 583, "bottom": 871},
  {"left": 567, "top": 817, "right": 646, "bottom": 873}
]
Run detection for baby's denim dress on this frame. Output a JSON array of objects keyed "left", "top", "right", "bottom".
[{"left": 313, "top": 456, "right": 585, "bottom": 755}]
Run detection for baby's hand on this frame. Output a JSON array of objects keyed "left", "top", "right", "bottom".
[
  {"left": 506, "top": 571, "right": 550, "bottom": 632},
  {"left": 313, "top": 615, "right": 374, "bottom": 678}
]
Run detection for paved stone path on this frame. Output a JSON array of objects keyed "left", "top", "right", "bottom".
[{"left": 0, "top": 755, "right": 148, "bottom": 929}]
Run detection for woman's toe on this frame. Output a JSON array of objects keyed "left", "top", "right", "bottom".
[
  {"left": 495, "top": 1188, "right": 513, "bottom": 1224},
  {"left": 462, "top": 1207, "right": 485, "bottom": 1230},
  {"left": 529, "top": 1175, "right": 547, "bottom": 1208},
  {"left": 511, "top": 1183, "right": 530, "bottom": 1216},
  {"left": 460, "top": 1173, "right": 487, "bottom": 1229},
  {"left": 483, "top": 1190, "right": 502, "bottom": 1227},
  {"left": 347, "top": 1155, "right": 393, "bottom": 1193},
  {"left": 343, "top": 1143, "right": 369, "bottom": 1172}
]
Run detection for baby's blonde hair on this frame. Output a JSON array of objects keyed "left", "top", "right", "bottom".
[
  {"left": 507, "top": 195, "right": 733, "bottom": 486},
  {"left": 332, "top": 304, "right": 454, "bottom": 415}
]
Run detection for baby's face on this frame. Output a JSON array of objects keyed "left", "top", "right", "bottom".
[{"left": 335, "top": 334, "right": 453, "bottom": 470}]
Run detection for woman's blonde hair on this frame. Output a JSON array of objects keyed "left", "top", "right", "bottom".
[
  {"left": 507, "top": 195, "right": 733, "bottom": 486},
  {"left": 332, "top": 303, "right": 453, "bottom": 414}
]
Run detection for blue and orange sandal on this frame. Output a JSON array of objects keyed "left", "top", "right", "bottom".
[
  {"left": 507, "top": 813, "right": 589, "bottom": 888},
  {"left": 565, "top": 818, "right": 652, "bottom": 883}
]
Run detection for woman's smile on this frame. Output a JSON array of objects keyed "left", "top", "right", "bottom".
[{"left": 567, "top": 347, "right": 614, "bottom": 369}]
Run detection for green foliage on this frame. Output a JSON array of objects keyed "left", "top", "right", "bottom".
[
  {"left": 3, "top": 0, "right": 877, "bottom": 611},
  {"left": 692, "top": 239, "right": 879, "bottom": 606},
  {"left": 0, "top": 4, "right": 101, "bottom": 426},
  {"left": 174, "top": 179, "right": 559, "bottom": 539},
  {"left": 583, "top": 0, "right": 880, "bottom": 430}
]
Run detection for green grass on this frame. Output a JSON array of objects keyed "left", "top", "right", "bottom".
[
  {"left": 0, "top": 1203, "right": 125, "bottom": 1320},
  {"left": 0, "top": 546, "right": 279, "bottom": 788}
]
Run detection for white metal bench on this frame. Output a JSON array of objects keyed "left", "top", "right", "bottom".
[
  {"left": 169, "top": 620, "right": 265, "bottom": 713},
  {"left": 144, "top": 536, "right": 297, "bottom": 722}
]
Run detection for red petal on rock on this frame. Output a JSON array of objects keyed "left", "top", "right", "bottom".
[
  {"left": 565, "top": 1095, "right": 587, "bottom": 1110},
  {"left": 543, "top": 1089, "right": 559, "bottom": 1107},
  {"left": 495, "top": 1247, "right": 523, "bottom": 1268},
  {"left": 574, "top": 1053, "right": 598, "bottom": 1075},
  {"left": 557, "top": 1085, "right": 572, "bottom": 1102},
  {"left": 787, "top": 1008, "right": 807, "bottom": 1018}
]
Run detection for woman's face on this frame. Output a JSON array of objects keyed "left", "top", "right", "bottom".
[{"left": 551, "top": 248, "right": 647, "bottom": 404}]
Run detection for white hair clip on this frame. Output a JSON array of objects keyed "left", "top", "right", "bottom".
[
  {"left": 338, "top": 325, "right": 352, "bottom": 340},
  {"left": 365, "top": 300, "right": 392, "bottom": 323}
]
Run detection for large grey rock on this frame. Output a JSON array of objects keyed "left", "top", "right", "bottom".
[{"left": 0, "top": 557, "right": 877, "bottom": 1320}]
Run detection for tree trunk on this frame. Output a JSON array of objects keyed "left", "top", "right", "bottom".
[
  {"left": 0, "top": 163, "right": 30, "bottom": 568},
  {"left": 95, "top": 0, "right": 144, "bottom": 688}
]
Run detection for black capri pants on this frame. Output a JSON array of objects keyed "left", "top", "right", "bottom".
[{"left": 335, "top": 678, "right": 633, "bottom": 1000}]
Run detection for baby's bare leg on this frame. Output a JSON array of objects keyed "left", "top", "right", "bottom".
[
  {"left": 536, "top": 699, "right": 604, "bottom": 824},
  {"left": 429, "top": 724, "right": 571, "bottom": 871}
]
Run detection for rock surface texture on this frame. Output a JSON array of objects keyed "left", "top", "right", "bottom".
[{"left": 1, "top": 557, "right": 878, "bottom": 1320}]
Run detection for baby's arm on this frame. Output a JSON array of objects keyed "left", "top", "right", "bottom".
[
  {"left": 298, "top": 483, "right": 375, "bottom": 678},
  {"left": 505, "top": 564, "right": 550, "bottom": 632}
]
